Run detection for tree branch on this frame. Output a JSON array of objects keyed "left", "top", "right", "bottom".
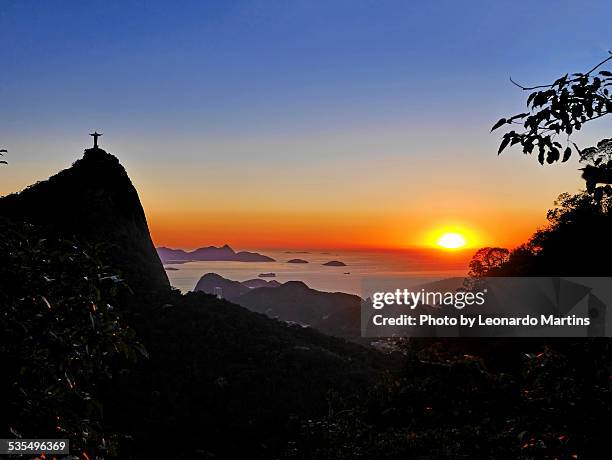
[
  {"left": 585, "top": 51, "right": 612, "bottom": 75},
  {"left": 509, "top": 51, "right": 612, "bottom": 91},
  {"left": 509, "top": 77, "right": 552, "bottom": 91}
]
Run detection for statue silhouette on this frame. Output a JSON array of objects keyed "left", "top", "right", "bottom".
[{"left": 90, "top": 131, "right": 102, "bottom": 149}]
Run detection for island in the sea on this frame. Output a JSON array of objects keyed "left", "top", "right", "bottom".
[
  {"left": 157, "top": 244, "right": 275, "bottom": 263},
  {"left": 287, "top": 258, "right": 309, "bottom": 264},
  {"left": 323, "top": 260, "right": 347, "bottom": 266}
]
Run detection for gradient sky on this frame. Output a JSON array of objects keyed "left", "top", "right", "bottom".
[{"left": 1, "top": 0, "right": 611, "bottom": 249}]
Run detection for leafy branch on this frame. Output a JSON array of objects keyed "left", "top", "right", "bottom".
[{"left": 492, "top": 53, "right": 612, "bottom": 165}]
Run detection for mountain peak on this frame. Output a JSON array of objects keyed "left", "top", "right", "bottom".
[
  {"left": 82, "top": 146, "right": 113, "bottom": 160},
  {"left": 281, "top": 280, "right": 310, "bottom": 290},
  {"left": 0, "top": 149, "right": 169, "bottom": 296},
  {"left": 158, "top": 245, "right": 274, "bottom": 263}
]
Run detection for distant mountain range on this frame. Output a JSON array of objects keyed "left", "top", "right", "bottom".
[
  {"left": 194, "top": 273, "right": 361, "bottom": 340},
  {"left": 157, "top": 244, "right": 275, "bottom": 263}
]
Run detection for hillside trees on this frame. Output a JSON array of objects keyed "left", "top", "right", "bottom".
[{"left": 0, "top": 219, "right": 145, "bottom": 457}]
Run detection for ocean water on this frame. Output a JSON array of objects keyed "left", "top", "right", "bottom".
[{"left": 164, "top": 248, "right": 474, "bottom": 296}]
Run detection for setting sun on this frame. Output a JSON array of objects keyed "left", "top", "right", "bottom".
[
  {"left": 423, "top": 225, "right": 480, "bottom": 250},
  {"left": 437, "top": 232, "right": 467, "bottom": 249}
]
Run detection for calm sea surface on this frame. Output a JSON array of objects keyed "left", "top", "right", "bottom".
[{"left": 164, "top": 248, "right": 473, "bottom": 296}]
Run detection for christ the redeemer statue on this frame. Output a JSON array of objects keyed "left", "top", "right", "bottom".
[{"left": 90, "top": 131, "right": 102, "bottom": 149}]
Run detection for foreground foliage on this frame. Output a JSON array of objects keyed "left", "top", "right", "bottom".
[
  {"left": 0, "top": 219, "right": 143, "bottom": 457},
  {"left": 287, "top": 339, "right": 611, "bottom": 459}
]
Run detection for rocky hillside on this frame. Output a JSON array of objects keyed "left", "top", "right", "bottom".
[{"left": 0, "top": 147, "right": 169, "bottom": 296}]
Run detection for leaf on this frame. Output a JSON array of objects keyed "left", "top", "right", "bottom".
[
  {"left": 562, "top": 147, "right": 572, "bottom": 162},
  {"left": 498, "top": 136, "right": 511, "bottom": 154},
  {"left": 547, "top": 148, "right": 560, "bottom": 164},
  {"left": 134, "top": 343, "right": 149, "bottom": 359},
  {"left": 491, "top": 118, "right": 507, "bottom": 131},
  {"left": 538, "top": 149, "right": 545, "bottom": 165},
  {"left": 553, "top": 74, "right": 568, "bottom": 88},
  {"left": 533, "top": 92, "right": 549, "bottom": 107},
  {"left": 527, "top": 92, "right": 537, "bottom": 106},
  {"left": 40, "top": 296, "right": 52, "bottom": 309},
  {"left": 509, "top": 112, "right": 530, "bottom": 121},
  {"left": 600, "top": 70, "right": 612, "bottom": 77}
]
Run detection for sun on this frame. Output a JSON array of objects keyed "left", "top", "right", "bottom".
[
  {"left": 437, "top": 232, "right": 467, "bottom": 249},
  {"left": 423, "top": 225, "right": 479, "bottom": 250}
]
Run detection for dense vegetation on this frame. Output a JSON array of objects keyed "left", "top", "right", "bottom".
[
  {"left": 0, "top": 219, "right": 143, "bottom": 457},
  {"left": 287, "top": 338, "right": 611, "bottom": 458},
  {"left": 470, "top": 191, "right": 612, "bottom": 277}
]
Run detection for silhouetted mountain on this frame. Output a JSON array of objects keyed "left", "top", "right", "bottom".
[
  {"left": 194, "top": 272, "right": 249, "bottom": 298},
  {"left": 194, "top": 273, "right": 280, "bottom": 299},
  {"left": 156, "top": 247, "right": 190, "bottom": 261},
  {"left": 125, "top": 289, "right": 389, "bottom": 458},
  {"left": 0, "top": 148, "right": 168, "bottom": 296},
  {"left": 242, "top": 278, "right": 282, "bottom": 289},
  {"left": 288, "top": 258, "right": 309, "bottom": 263},
  {"left": 157, "top": 244, "right": 275, "bottom": 263},
  {"left": 236, "top": 281, "right": 361, "bottom": 339},
  {"left": 194, "top": 274, "right": 362, "bottom": 340}
]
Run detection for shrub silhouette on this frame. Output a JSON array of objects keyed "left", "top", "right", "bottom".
[
  {"left": 467, "top": 247, "right": 510, "bottom": 278},
  {"left": 469, "top": 191, "right": 612, "bottom": 277}
]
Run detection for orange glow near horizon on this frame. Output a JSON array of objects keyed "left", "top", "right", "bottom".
[
  {"left": 144, "top": 205, "right": 535, "bottom": 252},
  {"left": 1, "top": 126, "right": 580, "bottom": 254}
]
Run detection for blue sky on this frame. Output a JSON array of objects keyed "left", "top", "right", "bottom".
[
  {"left": 1, "top": 0, "right": 611, "bottom": 248},
  {"left": 2, "top": 0, "right": 610, "bottom": 137}
]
